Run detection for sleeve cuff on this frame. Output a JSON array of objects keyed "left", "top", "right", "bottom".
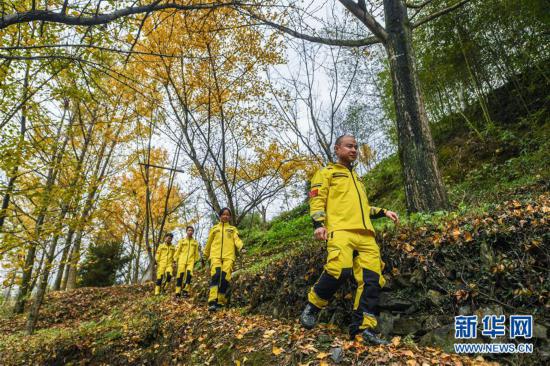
[
  {"left": 312, "top": 219, "right": 324, "bottom": 229},
  {"left": 371, "top": 208, "right": 387, "bottom": 219}
]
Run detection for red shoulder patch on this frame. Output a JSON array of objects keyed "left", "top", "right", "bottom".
[{"left": 308, "top": 189, "right": 319, "bottom": 198}]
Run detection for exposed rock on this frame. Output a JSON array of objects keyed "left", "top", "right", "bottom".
[
  {"left": 540, "top": 343, "right": 550, "bottom": 363},
  {"left": 427, "top": 290, "right": 444, "bottom": 306},
  {"left": 392, "top": 316, "right": 423, "bottom": 336},
  {"left": 458, "top": 305, "right": 471, "bottom": 315},
  {"left": 381, "top": 276, "right": 395, "bottom": 290},
  {"left": 422, "top": 315, "right": 442, "bottom": 331},
  {"left": 317, "top": 334, "right": 332, "bottom": 345},
  {"left": 419, "top": 325, "right": 456, "bottom": 353},
  {"left": 393, "top": 275, "right": 411, "bottom": 289},
  {"left": 330, "top": 347, "right": 344, "bottom": 363},
  {"left": 410, "top": 268, "right": 425, "bottom": 285},
  {"left": 534, "top": 323, "right": 548, "bottom": 340},
  {"left": 377, "top": 312, "right": 395, "bottom": 336},
  {"left": 420, "top": 323, "right": 486, "bottom": 353},
  {"left": 379, "top": 292, "right": 414, "bottom": 312},
  {"left": 475, "top": 305, "right": 504, "bottom": 319},
  {"left": 326, "top": 308, "right": 345, "bottom": 326}
]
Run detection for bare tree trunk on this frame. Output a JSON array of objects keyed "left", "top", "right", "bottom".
[
  {"left": 132, "top": 226, "right": 144, "bottom": 284},
  {"left": 28, "top": 248, "right": 46, "bottom": 296},
  {"left": 60, "top": 244, "right": 73, "bottom": 291},
  {"left": 162, "top": 74, "right": 222, "bottom": 215},
  {"left": 15, "top": 236, "right": 39, "bottom": 313},
  {"left": 26, "top": 242, "right": 54, "bottom": 334},
  {"left": 26, "top": 210, "right": 67, "bottom": 334},
  {"left": 260, "top": 205, "right": 267, "bottom": 226},
  {"left": 259, "top": 0, "right": 462, "bottom": 212},
  {"left": 21, "top": 108, "right": 73, "bottom": 325},
  {"left": 66, "top": 121, "right": 122, "bottom": 289},
  {"left": 52, "top": 109, "right": 93, "bottom": 291},
  {"left": 2, "top": 274, "right": 15, "bottom": 306},
  {"left": 65, "top": 148, "right": 108, "bottom": 289},
  {"left": 383, "top": 0, "right": 448, "bottom": 212},
  {"left": 154, "top": 143, "right": 181, "bottom": 248},
  {"left": 54, "top": 227, "right": 75, "bottom": 291},
  {"left": 52, "top": 237, "right": 71, "bottom": 291},
  {"left": 65, "top": 231, "right": 83, "bottom": 290},
  {"left": 14, "top": 107, "right": 70, "bottom": 313},
  {"left": 127, "top": 233, "right": 136, "bottom": 284},
  {"left": 0, "top": 52, "right": 30, "bottom": 232}
]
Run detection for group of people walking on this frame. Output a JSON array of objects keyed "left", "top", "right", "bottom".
[
  {"left": 153, "top": 135, "right": 399, "bottom": 345},
  {"left": 154, "top": 207, "right": 243, "bottom": 312}
]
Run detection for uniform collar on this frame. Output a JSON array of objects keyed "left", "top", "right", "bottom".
[{"left": 330, "top": 162, "right": 357, "bottom": 171}]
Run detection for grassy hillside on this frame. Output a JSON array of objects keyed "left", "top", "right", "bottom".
[{"left": 366, "top": 70, "right": 549, "bottom": 214}]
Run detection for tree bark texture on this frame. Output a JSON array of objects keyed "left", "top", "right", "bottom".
[{"left": 383, "top": 0, "right": 449, "bottom": 212}]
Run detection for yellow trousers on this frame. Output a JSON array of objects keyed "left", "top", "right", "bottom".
[
  {"left": 208, "top": 258, "right": 234, "bottom": 306},
  {"left": 175, "top": 262, "right": 195, "bottom": 294},
  {"left": 154, "top": 264, "right": 173, "bottom": 295},
  {"left": 308, "top": 230, "right": 385, "bottom": 336},
  {"left": 156, "top": 263, "right": 173, "bottom": 279}
]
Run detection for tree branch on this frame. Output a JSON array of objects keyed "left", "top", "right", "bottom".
[
  {"left": 338, "top": 0, "right": 388, "bottom": 42},
  {"left": 405, "top": 0, "right": 434, "bottom": 9},
  {"left": 413, "top": 0, "right": 471, "bottom": 28},
  {"left": 0, "top": 1, "right": 246, "bottom": 30},
  {"left": 244, "top": 10, "right": 381, "bottom": 47},
  {"left": 0, "top": 43, "right": 203, "bottom": 58}
]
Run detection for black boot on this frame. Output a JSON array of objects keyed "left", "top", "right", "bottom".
[
  {"left": 359, "top": 329, "right": 389, "bottom": 345},
  {"left": 300, "top": 303, "right": 320, "bottom": 329}
]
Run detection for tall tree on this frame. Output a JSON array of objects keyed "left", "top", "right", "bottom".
[
  {"left": 246, "top": 0, "right": 472, "bottom": 211},
  {"left": 13, "top": 104, "right": 72, "bottom": 313},
  {"left": 134, "top": 7, "right": 309, "bottom": 224}
]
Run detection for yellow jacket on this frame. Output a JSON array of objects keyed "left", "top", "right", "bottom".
[
  {"left": 155, "top": 243, "right": 175, "bottom": 268},
  {"left": 309, "top": 163, "right": 386, "bottom": 234},
  {"left": 175, "top": 237, "right": 200, "bottom": 265},
  {"left": 204, "top": 222, "right": 243, "bottom": 261}
]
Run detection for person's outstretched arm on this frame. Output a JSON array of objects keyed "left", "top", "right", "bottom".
[
  {"left": 370, "top": 206, "right": 399, "bottom": 223},
  {"left": 233, "top": 228, "right": 243, "bottom": 252}
]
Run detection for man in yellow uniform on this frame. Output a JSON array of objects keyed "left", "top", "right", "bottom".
[
  {"left": 174, "top": 226, "right": 201, "bottom": 298},
  {"left": 300, "top": 135, "right": 399, "bottom": 345},
  {"left": 154, "top": 232, "right": 175, "bottom": 295},
  {"left": 204, "top": 208, "right": 243, "bottom": 312}
]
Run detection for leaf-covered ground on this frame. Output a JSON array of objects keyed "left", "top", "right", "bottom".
[
  {"left": 1, "top": 194, "right": 547, "bottom": 365},
  {"left": 0, "top": 285, "right": 495, "bottom": 366}
]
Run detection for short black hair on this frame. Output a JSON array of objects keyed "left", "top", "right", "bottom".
[
  {"left": 164, "top": 232, "right": 174, "bottom": 238},
  {"left": 335, "top": 134, "right": 356, "bottom": 146},
  {"left": 218, "top": 207, "right": 232, "bottom": 217},
  {"left": 186, "top": 226, "right": 195, "bottom": 231}
]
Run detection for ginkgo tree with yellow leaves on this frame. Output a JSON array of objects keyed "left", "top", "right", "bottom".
[
  {"left": 0, "top": 13, "right": 193, "bottom": 333},
  {"left": 2, "top": 1, "right": 320, "bottom": 336},
  {"left": 128, "top": 6, "right": 314, "bottom": 225},
  {"left": 112, "top": 147, "right": 190, "bottom": 282}
]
